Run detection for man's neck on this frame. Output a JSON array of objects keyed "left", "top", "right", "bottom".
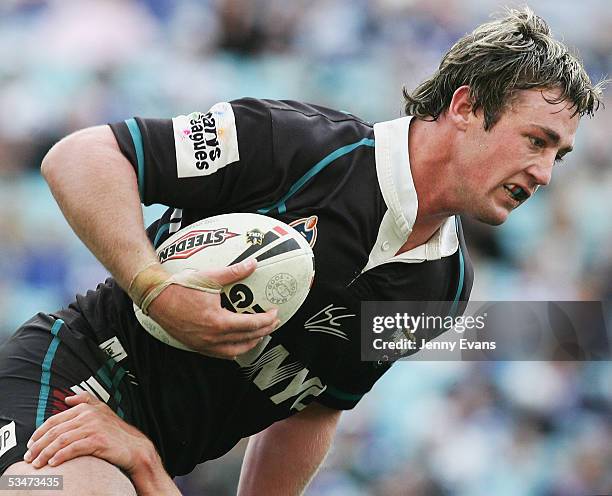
[
  {"left": 396, "top": 216, "right": 446, "bottom": 254},
  {"left": 397, "top": 117, "right": 456, "bottom": 255}
]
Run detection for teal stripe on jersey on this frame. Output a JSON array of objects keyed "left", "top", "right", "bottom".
[
  {"left": 125, "top": 118, "right": 145, "bottom": 201},
  {"left": 154, "top": 222, "right": 170, "bottom": 248},
  {"left": 112, "top": 367, "right": 126, "bottom": 390},
  {"left": 35, "top": 319, "right": 64, "bottom": 428},
  {"left": 95, "top": 358, "right": 127, "bottom": 419},
  {"left": 111, "top": 367, "right": 126, "bottom": 415},
  {"left": 449, "top": 246, "right": 465, "bottom": 318},
  {"left": 447, "top": 217, "right": 466, "bottom": 318},
  {"left": 325, "top": 385, "right": 363, "bottom": 402},
  {"left": 96, "top": 363, "right": 113, "bottom": 389},
  {"left": 258, "top": 138, "right": 375, "bottom": 215}
]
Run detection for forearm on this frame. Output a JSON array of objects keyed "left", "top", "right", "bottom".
[
  {"left": 41, "top": 125, "right": 158, "bottom": 290},
  {"left": 238, "top": 404, "right": 341, "bottom": 496},
  {"left": 129, "top": 446, "right": 181, "bottom": 496}
]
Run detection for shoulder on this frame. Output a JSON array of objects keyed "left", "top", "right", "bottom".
[{"left": 230, "top": 97, "right": 373, "bottom": 127}]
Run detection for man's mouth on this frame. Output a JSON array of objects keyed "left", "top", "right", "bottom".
[{"left": 503, "top": 184, "right": 530, "bottom": 203}]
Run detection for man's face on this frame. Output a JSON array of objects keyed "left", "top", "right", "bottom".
[{"left": 455, "top": 88, "right": 579, "bottom": 225}]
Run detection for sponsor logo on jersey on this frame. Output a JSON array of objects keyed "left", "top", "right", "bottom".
[
  {"left": 185, "top": 111, "right": 222, "bottom": 170},
  {"left": 99, "top": 336, "right": 128, "bottom": 362},
  {"left": 158, "top": 228, "right": 239, "bottom": 263},
  {"left": 235, "top": 336, "right": 326, "bottom": 412},
  {"left": 0, "top": 421, "right": 17, "bottom": 459},
  {"left": 173, "top": 102, "right": 240, "bottom": 178},
  {"left": 304, "top": 303, "right": 354, "bottom": 341},
  {"left": 289, "top": 216, "right": 318, "bottom": 248}
]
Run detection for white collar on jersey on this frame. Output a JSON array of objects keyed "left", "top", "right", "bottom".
[{"left": 362, "top": 116, "right": 459, "bottom": 272}]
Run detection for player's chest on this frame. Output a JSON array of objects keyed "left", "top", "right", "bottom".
[{"left": 274, "top": 211, "right": 373, "bottom": 286}]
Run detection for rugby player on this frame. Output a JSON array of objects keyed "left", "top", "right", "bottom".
[{"left": 0, "top": 8, "right": 604, "bottom": 495}]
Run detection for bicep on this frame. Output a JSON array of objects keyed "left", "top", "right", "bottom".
[{"left": 42, "top": 125, "right": 137, "bottom": 192}]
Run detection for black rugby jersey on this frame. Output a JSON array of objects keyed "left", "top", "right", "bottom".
[{"left": 73, "top": 98, "right": 473, "bottom": 475}]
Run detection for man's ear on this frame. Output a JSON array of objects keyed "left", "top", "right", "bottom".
[{"left": 447, "top": 85, "right": 474, "bottom": 131}]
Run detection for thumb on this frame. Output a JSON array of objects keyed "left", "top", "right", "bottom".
[{"left": 205, "top": 259, "right": 257, "bottom": 286}]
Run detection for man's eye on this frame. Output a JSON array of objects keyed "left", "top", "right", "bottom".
[{"left": 529, "top": 136, "right": 546, "bottom": 148}]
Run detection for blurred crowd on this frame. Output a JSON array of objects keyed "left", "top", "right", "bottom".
[{"left": 0, "top": 1, "right": 610, "bottom": 494}]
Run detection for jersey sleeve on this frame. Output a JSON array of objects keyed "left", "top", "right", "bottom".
[
  {"left": 316, "top": 362, "right": 392, "bottom": 410},
  {"left": 109, "top": 97, "right": 375, "bottom": 216},
  {"left": 109, "top": 98, "right": 282, "bottom": 210}
]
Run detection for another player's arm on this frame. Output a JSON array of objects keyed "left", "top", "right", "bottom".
[
  {"left": 24, "top": 393, "right": 181, "bottom": 496},
  {"left": 237, "top": 403, "right": 342, "bottom": 496},
  {"left": 41, "top": 125, "right": 278, "bottom": 358}
]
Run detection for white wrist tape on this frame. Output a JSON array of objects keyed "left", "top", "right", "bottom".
[{"left": 128, "top": 264, "right": 223, "bottom": 315}]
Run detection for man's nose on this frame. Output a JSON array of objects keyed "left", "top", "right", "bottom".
[{"left": 526, "top": 156, "right": 555, "bottom": 187}]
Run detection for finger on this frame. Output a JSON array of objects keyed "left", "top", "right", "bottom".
[
  {"left": 64, "top": 392, "right": 99, "bottom": 406},
  {"left": 26, "top": 416, "right": 81, "bottom": 463},
  {"left": 215, "top": 307, "right": 278, "bottom": 334},
  {"left": 31, "top": 427, "right": 87, "bottom": 468},
  {"left": 47, "top": 437, "right": 102, "bottom": 467},
  {"left": 28, "top": 406, "right": 84, "bottom": 447},
  {"left": 203, "top": 259, "right": 257, "bottom": 286},
  {"left": 219, "top": 319, "right": 281, "bottom": 344}
]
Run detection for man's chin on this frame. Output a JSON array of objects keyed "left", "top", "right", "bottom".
[{"left": 471, "top": 208, "right": 509, "bottom": 226}]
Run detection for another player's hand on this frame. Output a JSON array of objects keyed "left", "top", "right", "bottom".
[
  {"left": 24, "top": 393, "right": 157, "bottom": 475},
  {"left": 147, "top": 259, "right": 280, "bottom": 359}
]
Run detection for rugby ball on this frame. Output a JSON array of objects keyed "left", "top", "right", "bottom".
[{"left": 134, "top": 213, "right": 315, "bottom": 351}]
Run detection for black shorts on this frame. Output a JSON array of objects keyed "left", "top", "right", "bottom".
[{"left": 0, "top": 312, "right": 144, "bottom": 476}]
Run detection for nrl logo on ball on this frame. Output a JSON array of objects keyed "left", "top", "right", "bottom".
[{"left": 246, "top": 229, "right": 264, "bottom": 245}]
